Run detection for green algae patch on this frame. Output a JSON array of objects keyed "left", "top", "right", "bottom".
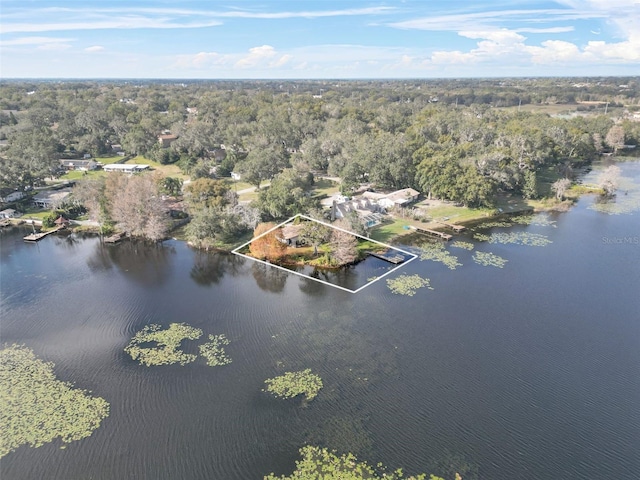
[
  {"left": 198, "top": 334, "right": 232, "bottom": 367},
  {"left": 264, "top": 445, "right": 436, "bottom": 480},
  {"left": 125, "top": 323, "right": 203, "bottom": 366},
  {"left": 488, "top": 232, "right": 552, "bottom": 247},
  {"left": 511, "top": 213, "right": 556, "bottom": 227},
  {"left": 387, "top": 274, "right": 433, "bottom": 296},
  {"left": 450, "top": 241, "right": 474, "bottom": 250},
  {"left": 0, "top": 344, "right": 110, "bottom": 458},
  {"left": 419, "top": 243, "right": 462, "bottom": 270},
  {"left": 264, "top": 369, "right": 323, "bottom": 402},
  {"left": 473, "top": 233, "right": 490, "bottom": 242},
  {"left": 472, "top": 251, "right": 508, "bottom": 268}
]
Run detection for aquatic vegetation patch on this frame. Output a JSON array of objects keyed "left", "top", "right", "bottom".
[
  {"left": 473, "top": 233, "right": 490, "bottom": 242},
  {"left": 450, "top": 241, "right": 474, "bottom": 250},
  {"left": 198, "top": 334, "right": 232, "bottom": 367},
  {"left": 475, "top": 220, "right": 513, "bottom": 229},
  {"left": 511, "top": 214, "right": 556, "bottom": 227},
  {"left": 419, "top": 242, "right": 462, "bottom": 270},
  {"left": 263, "top": 369, "right": 323, "bottom": 401},
  {"left": 488, "top": 232, "right": 552, "bottom": 247},
  {"left": 472, "top": 251, "right": 508, "bottom": 268},
  {"left": 0, "top": 344, "right": 110, "bottom": 458},
  {"left": 125, "top": 323, "right": 203, "bottom": 366},
  {"left": 386, "top": 274, "right": 433, "bottom": 296},
  {"left": 264, "top": 445, "right": 436, "bottom": 480}
]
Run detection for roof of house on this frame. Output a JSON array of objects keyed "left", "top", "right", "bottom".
[
  {"left": 60, "top": 159, "right": 95, "bottom": 166},
  {"left": 384, "top": 188, "right": 420, "bottom": 204},
  {"left": 281, "top": 224, "right": 304, "bottom": 240},
  {"left": 158, "top": 134, "right": 178, "bottom": 140},
  {"left": 33, "top": 189, "right": 71, "bottom": 204},
  {"left": 54, "top": 215, "right": 70, "bottom": 224},
  {"left": 0, "top": 208, "right": 16, "bottom": 215}
]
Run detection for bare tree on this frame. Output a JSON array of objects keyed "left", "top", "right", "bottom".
[
  {"left": 551, "top": 178, "right": 571, "bottom": 200},
  {"left": 605, "top": 125, "right": 625, "bottom": 153},
  {"left": 598, "top": 165, "right": 621, "bottom": 197},
  {"left": 109, "top": 173, "right": 168, "bottom": 240}
]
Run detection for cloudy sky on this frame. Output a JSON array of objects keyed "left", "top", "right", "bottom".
[{"left": 1, "top": 0, "right": 638, "bottom": 78}]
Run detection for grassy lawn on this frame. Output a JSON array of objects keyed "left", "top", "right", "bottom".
[
  {"left": 238, "top": 190, "right": 260, "bottom": 202},
  {"left": 128, "top": 155, "right": 187, "bottom": 179},
  {"left": 368, "top": 218, "right": 413, "bottom": 243},
  {"left": 312, "top": 178, "right": 340, "bottom": 197},
  {"left": 59, "top": 169, "right": 107, "bottom": 181},
  {"left": 97, "top": 155, "right": 124, "bottom": 165}
]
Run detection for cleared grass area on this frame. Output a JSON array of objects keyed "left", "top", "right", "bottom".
[
  {"left": 312, "top": 178, "right": 340, "bottom": 197},
  {"left": 127, "top": 155, "right": 187, "bottom": 179},
  {"left": 59, "top": 170, "right": 107, "bottom": 181},
  {"left": 368, "top": 217, "right": 412, "bottom": 243},
  {"left": 97, "top": 155, "right": 124, "bottom": 165}
]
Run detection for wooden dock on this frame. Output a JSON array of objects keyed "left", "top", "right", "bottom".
[
  {"left": 369, "top": 251, "right": 406, "bottom": 264},
  {"left": 409, "top": 226, "right": 452, "bottom": 241},
  {"left": 23, "top": 225, "right": 65, "bottom": 242},
  {"left": 435, "top": 221, "right": 465, "bottom": 232}
]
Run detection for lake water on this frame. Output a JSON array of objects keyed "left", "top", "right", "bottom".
[{"left": 1, "top": 161, "right": 639, "bottom": 480}]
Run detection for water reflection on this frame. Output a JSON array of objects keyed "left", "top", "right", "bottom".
[
  {"left": 251, "top": 263, "right": 288, "bottom": 293},
  {"left": 86, "top": 239, "right": 175, "bottom": 286},
  {"left": 190, "top": 251, "right": 245, "bottom": 286}
]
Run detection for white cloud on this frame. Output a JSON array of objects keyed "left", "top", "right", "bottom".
[
  {"left": 0, "top": 18, "right": 222, "bottom": 34},
  {"left": 0, "top": 36, "right": 74, "bottom": 46},
  {"left": 235, "top": 45, "right": 278, "bottom": 68},
  {"left": 84, "top": 45, "right": 105, "bottom": 52},
  {"left": 516, "top": 26, "right": 575, "bottom": 33}
]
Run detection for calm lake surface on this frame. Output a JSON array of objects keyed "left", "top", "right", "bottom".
[{"left": 1, "top": 161, "right": 639, "bottom": 480}]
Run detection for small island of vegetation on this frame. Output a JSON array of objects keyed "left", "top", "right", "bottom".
[{"left": 263, "top": 369, "right": 323, "bottom": 403}]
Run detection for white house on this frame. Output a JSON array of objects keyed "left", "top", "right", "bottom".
[
  {"left": 32, "top": 189, "right": 71, "bottom": 209},
  {"left": 102, "top": 164, "right": 150, "bottom": 174},
  {"left": 60, "top": 159, "right": 97, "bottom": 171},
  {"left": 0, "top": 208, "right": 18, "bottom": 219},
  {"left": 377, "top": 188, "right": 420, "bottom": 209},
  {"left": 0, "top": 191, "right": 25, "bottom": 204}
]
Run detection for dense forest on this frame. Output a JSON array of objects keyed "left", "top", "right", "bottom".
[{"left": 1, "top": 77, "right": 639, "bottom": 242}]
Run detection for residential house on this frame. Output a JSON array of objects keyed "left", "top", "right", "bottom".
[
  {"left": 102, "top": 164, "right": 150, "bottom": 174},
  {"left": 0, "top": 208, "right": 19, "bottom": 219},
  {"left": 281, "top": 224, "right": 305, "bottom": 247},
  {"left": 158, "top": 133, "right": 178, "bottom": 148},
  {"left": 32, "top": 189, "right": 71, "bottom": 209},
  {"left": 377, "top": 188, "right": 420, "bottom": 209},
  {"left": 0, "top": 190, "right": 25, "bottom": 204},
  {"left": 59, "top": 159, "right": 98, "bottom": 171}
]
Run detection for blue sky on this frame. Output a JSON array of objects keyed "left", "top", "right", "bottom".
[{"left": 1, "top": 0, "right": 638, "bottom": 78}]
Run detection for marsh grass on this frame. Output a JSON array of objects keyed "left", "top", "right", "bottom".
[{"left": 0, "top": 345, "right": 110, "bottom": 458}]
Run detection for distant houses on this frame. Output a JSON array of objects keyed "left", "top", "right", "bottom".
[{"left": 0, "top": 190, "right": 25, "bottom": 204}]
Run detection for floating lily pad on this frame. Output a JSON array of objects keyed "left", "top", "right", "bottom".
[
  {"left": 0, "top": 344, "right": 110, "bottom": 458},
  {"left": 125, "top": 323, "right": 203, "bottom": 366},
  {"left": 419, "top": 243, "right": 462, "bottom": 270},
  {"left": 472, "top": 251, "right": 508, "bottom": 268},
  {"left": 450, "top": 241, "right": 474, "bottom": 250},
  {"left": 264, "top": 369, "right": 323, "bottom": 401},
  {"left": 386, "top": 274, "right": 433, "bottom": 296},
  {"left": 198, "top": 334, "right": 232, "bottom": 367}
]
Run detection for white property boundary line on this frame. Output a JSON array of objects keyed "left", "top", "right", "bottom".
[{"left": 231, "top": 214, "right": 417, "bottom": 294}]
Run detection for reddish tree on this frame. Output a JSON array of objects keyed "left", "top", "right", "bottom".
[{"left": 249, "top": 223, "right": 287, "bottom": 261}]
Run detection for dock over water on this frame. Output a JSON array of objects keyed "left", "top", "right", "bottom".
[
  {"left": 369, "top": 251, "right": 406, "bottom": 264},
  {"left": 23, "top": 225, "right": 65, "bottom": 242},
  {"left": 409, "top": 226, "right": 453, "bottom": 241},
  {"left": 435, "top": 221, "right": 465, "bottom": 232}
]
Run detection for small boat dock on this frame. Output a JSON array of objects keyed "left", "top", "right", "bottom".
[
  {"left": 409, "top": 226, "right": 452, "bottom": 241},
  {"left": 434, "top": 220, "right": 465, "bottom": 233},
  {"left": 23, "top": 225, "right": 65, "bottom": 242},
  {"left": 369, "top": 251, "right": 407, "bottom": 264}
]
